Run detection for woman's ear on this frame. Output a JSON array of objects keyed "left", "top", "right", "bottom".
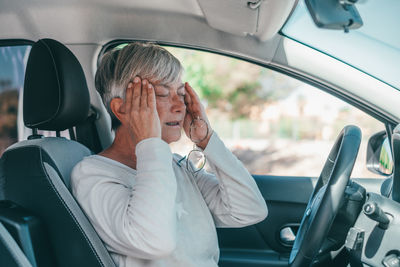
[{"left": 109, "top": 98, "right": 125, "bottom": 123}]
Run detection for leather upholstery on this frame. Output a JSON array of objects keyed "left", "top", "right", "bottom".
[
  {"left": 0, "top": 222, "right": 32, "bottom": 267},
  {"left": 1, "top": 38, "right": 116, "bottom": 267},
  {"left": 23, "top": 39, "right": 90, "bottom": 131},
  {"left": 2, "top": 142, "right": 115, "bottom": 267},
  {"left": 6, "top": 137, "right": 92, "bottom": 189}
]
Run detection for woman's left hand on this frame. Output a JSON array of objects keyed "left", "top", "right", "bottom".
[{"left": 183, "top": 82, "right": 213, "bottom": 150}]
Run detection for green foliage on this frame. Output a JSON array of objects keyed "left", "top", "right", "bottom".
[
  {"left": 167, "top": 47, "right": 275, "bottom": 119},
  {"left": 0, "top": 89, "right": 19, "bottom": 138},
  {"left": 226, "top": 81, "right": 262, "bottom": 119},
  {"left": 182, "top": 53, "right": 222, "bottom": 106}
]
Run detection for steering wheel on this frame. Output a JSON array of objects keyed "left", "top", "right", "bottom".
[{"left": 289, "top": 125, "right": 361, "bottom": 267}]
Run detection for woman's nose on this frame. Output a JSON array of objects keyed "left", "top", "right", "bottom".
[{"left": 171, "top": 94, "right": 185, "bottom": 113}]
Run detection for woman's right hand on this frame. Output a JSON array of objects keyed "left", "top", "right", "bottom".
[{"left": 120, "top": 77, "right": 161, "bottom": 143}]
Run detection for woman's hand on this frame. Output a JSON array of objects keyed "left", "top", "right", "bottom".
[
  {"left": 183, "top": 82, "right": 213, "bottom": 150},
  {"left": 120, "top": 77, "right": 161, "bottom": 143}
]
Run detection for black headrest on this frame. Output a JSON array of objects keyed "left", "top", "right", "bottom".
[{"left": 23, "top": 39, "right": 90, "bottom": 131}]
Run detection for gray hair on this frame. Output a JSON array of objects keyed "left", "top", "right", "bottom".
[{"left": 95, "top": 42, "right": 183, "bottom": 130}]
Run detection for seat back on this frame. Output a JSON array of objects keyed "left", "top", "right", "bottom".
[
  {"left": 0, "top": 39, "right": 115, "bottom": 267},
  {"left": 0, "top": 222, "right": 32, "bottom": 267},
  {"left": 0, "top": 199, "right": 54, "bottom": 267}
]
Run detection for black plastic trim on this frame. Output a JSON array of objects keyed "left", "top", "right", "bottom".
[{"left": 0, "top": 39, "right": 34, "bottom": 47}]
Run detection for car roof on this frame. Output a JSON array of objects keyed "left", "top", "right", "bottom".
[{"left": 0, "top": 0, "right": 295, "bottom": 44}]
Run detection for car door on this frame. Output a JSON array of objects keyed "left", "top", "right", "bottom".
[
  {"left": 217, "top": 176, "right": 385, "bottom": 267},
  {"left": 164, "top": 46, "right": 388, "bottom": 267},
  {"left": 217, "top": 175, "right": 315, "bottom": 267}
]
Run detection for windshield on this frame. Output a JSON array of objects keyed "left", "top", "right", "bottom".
[{"left": 282, "top": 0, "right": 400, "bottom": 90}]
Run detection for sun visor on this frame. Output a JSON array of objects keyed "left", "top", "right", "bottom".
[{"left": 197, "top": 0, "right": 297, "bottom": 41}]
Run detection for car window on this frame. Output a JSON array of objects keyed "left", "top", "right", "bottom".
[
  {"left": 166, "top": 47, "right": 385, "bottom": 178},
  {"left": 0, "top": 45, "right": 31, "bottom": 156},
  {"left": 0, "top": 43, "right": 71, "bottom": 155}
]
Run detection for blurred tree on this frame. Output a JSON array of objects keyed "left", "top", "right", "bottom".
[
  {"left": 166, "top": 47, "right": 302, "bottom": 120},
  {"left": 183, "top": 52, "right": 222, "bottom": 106},
  {"left": 0, "top": 89, "right": 19, "bottom": 139},
  {"left": 0, "top": 79, "right": 12, "bottom": 90},
  {"left": 226, "top": 81, "right": 262, "bottom": 119}
]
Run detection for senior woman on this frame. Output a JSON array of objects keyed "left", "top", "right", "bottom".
[{"left": 71, "top": 42, "right": 268, "bottom": 267}]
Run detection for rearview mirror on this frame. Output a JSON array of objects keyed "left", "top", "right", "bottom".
[
  {"left": 305, "top": 0, "right": 363, "bottom": 32},
  {"left": 366, "top": 131, "right": 393, "bottom": 176}
]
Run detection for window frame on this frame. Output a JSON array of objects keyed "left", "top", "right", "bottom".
[
  {"left": 97, "top": 39, "right": 396, "bottom": 177},
  {"left": 0, "top": 39, "right": 34, "bottom": 47},
  {"left": 98, "top": 39, "right": 397, "bottom": 129}
]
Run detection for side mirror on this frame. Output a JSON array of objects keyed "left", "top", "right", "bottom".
[{"left": 366, "top": 131, "right": 393, "bottom": 176}]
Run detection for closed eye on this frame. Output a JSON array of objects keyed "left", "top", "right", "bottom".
[
  {"left": 177, "top": 88, "right": 185, "bottom": 97},
  {"left": 156, "top": 94, "right": 169, "bottom": 97}
]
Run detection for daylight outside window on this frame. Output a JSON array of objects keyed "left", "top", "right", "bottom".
[
  {"left": 0, "top": 45, "right": 31, "bottom": 156},
  {"left": 166, "top": 47, "right": 384, "bottom": 178}
]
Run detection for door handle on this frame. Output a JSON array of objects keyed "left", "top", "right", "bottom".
[{"left": 279, "top": 225, "right": 299, "bottom": 246}]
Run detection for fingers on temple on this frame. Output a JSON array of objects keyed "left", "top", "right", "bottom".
[
  {"left": 184, "top": 83, "right": 193, "bottom": 106},
  {"left": 140, "top": 79, "right": 149, "bottom": 108},
  {"left": 124, "top": 81, "right": 134, "bottom": 113},
  {"left": 148, "top": 83, "right": 156, "bottom": 109},
  {"left": 185, "top": 82, "right": 199, "bottom": 103},
  {"left": 185, "top": 82, "right": 202, "bottom": 115},
  {"left": 132, "top": 77, "right": 141, "bottom": 110},
  {"left": 141, "top": 80, "right": 149, "bottom": 108}
]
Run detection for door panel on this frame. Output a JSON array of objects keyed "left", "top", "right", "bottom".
[
  {"left": 217, "top": 175, "right": 384, "bottom": 266},
  {"left": 218, "top": 175, "right": 315, "bottom": 267}
]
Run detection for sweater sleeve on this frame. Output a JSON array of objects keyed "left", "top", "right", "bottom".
[
  {"left": 193, "top": 132, "right": 268, "bottom": 228},
  {"left": 71, "top": 138, "right": 177, "bottom": 260}
]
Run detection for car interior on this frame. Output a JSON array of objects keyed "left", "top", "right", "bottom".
[
  {"left": 0, "top": 0, "right": 400, "bottom": 267},
  {"left": 1, "top": 38, "right": 115, "bottom": 267}
]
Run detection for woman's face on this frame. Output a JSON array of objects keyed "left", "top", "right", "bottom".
[{"left": 153, "top": 80, "right": 186, "bottom": 144}]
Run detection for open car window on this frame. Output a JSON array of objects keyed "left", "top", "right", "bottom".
[
  {"left": 0, "top": 44, "right": 31, "bottom": 156},
  {"left": 162, "top": 47, "right": 386, "bottom": 178}
]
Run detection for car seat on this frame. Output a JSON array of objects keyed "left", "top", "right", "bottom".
[
  {"left": 0, "top": 221, "right": 32, "bottom": 267},
  {"left": 0, "top": 39, "right": 116, "bottom": 267}
]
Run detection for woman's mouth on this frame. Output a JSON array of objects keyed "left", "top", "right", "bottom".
[{"left": 165, "top": 121, "right": 181, "bottom": 127}]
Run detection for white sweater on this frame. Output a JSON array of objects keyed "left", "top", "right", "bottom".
[{"left": 71, "top": 132, "right": 267, "bottom": 267}]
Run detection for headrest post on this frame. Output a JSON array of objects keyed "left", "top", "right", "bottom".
[
  {"left": 69, "top": 128, "right": 76, "bottom": 141},
  {"left": 27, "top": 128, "right": 43, "bottom": 140}
]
